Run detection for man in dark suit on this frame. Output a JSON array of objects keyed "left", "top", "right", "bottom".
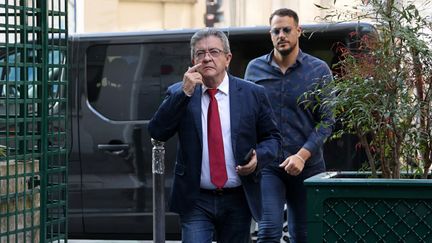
[{"left": 148, "top": 28, "right": 280, "bottom": 243}]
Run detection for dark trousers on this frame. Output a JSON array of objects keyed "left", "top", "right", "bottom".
[
  {"left": 180, "top": 188, "right": 252, "bottom": 243},
  {"left": 258, "top": 162, "right": 325, "bottom": 243}
]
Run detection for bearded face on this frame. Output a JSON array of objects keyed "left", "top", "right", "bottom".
[{"left": 270, "top": 16, "right": 301, "bottom": 57}]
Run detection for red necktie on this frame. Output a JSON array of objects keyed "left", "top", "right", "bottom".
[{"left": 207, "top": 89, "right": 227, "bottom": 189}]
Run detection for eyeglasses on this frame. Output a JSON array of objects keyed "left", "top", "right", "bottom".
[
  {"left": 194, "top": 48, "right": 224, "bottom": 60},
  {"left": 270, "top": 27, "right": 292, "bottom": 36}
]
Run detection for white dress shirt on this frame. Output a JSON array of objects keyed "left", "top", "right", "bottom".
[{"left": 200, "top": 72, "right": 241, "bottom": 189}]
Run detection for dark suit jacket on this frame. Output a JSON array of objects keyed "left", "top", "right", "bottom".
[{"left": 148, "top": 74, "right": 280, "bottom": 220}]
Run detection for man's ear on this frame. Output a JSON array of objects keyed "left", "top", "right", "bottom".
[
  {"left": 191, "top": 59, "right": 195, "bottom": 65},
  {"left": 297, "top": 26, "right": 302, "bottom": 37},
  {"left": 225, "top": 53, "right": 232, "bottom": 69}
]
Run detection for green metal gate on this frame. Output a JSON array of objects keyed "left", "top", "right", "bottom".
[{"left": 0, "top": 0, "right": 68, "bottom": 242}]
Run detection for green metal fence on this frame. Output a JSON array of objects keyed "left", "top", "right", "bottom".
[
  {"left": 0, "top": 1, "right": 68, "bottom": 242},
  {"left": 306, "top": 172, "right": 432, "bottom": 243}
]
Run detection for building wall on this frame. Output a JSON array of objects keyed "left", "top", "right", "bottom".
[
  {"left": 73, "top": 0, "right": 338, "bottom": 33},
  {"left": 71, "top": 0, "right": 430, "bottom": 33},
  {"left": 82, "top": 0, "right": 201, "bottom": 32},
  {"left": 219, "top": 0, "right": 342, "bottom": 27}
]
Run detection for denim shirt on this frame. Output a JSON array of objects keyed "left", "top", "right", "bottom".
[{"left": 245, "top": 50, "right": 334, "bottom": 167}]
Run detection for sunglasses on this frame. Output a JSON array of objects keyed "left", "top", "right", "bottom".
[{"left": 270, "top": 27, "right": 292, "bottom": 36}]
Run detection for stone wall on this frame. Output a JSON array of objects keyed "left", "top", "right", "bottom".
[{"left": 0, "top": 160, "right": 40, "bottom": 243}]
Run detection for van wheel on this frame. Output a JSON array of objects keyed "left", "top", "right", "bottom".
[{"left": 250, "top": 204, "right": 290, "bottom": 243}]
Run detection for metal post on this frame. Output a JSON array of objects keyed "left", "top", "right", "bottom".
[{"left": 151, "top": 138, "right": 165, "bottom": 243}]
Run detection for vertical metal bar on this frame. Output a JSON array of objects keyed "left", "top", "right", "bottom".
[
  {"left": 62, "top": 1, "right": 69, "bottom": 240},
  {"left": 13, "top": 1, "right": 20, "bottom": 241},
  {"left": 19, "top": 2, "right": 29, "bottom": 242},
  {"left": 151, "top": 138, "right": 165, "bottom": 243},
  {"left": 18, "top": 0, "right": 25, "bottom": 155},
  {"left": 30, "top": 1, "right": 41, "bottom": 242},
  {"left": 38, "top": 0, "right": 49, "bottom": 241}
]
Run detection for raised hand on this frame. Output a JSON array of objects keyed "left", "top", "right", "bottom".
[{"left": 182, "top": 63, "right": 203, "bottom": 96}]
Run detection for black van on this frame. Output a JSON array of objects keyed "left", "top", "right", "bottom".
[{"left": 0, "top": 23, "right": 374, "bottom": 240}]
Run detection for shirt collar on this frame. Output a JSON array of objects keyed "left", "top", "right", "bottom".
[
  {"left": 202, "top": 71, "right": 229, "bottom": 95},
  {"left": 267, "top": 49, "right": 306, "bottom": 67}
]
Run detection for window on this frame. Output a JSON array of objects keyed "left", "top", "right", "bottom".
[
  {"left": 0, "top": 49, "right": 65, "bottom": 115},
  {"left": 86, "top": 42, "right": 190, "bottom": 121}
]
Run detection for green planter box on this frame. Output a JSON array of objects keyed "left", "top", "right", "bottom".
[{"left": 304, "top": 172, "right": 432, "bottom": 242}]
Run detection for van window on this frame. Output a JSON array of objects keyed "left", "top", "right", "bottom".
[
  {"left": 86, "top": 42, "right": 190, "bottom": 121},
  {"left": 0, "top": 49, "right": 64, "bottom": 115},
  {"left": 0, "top": 48, "right": 66, "bottom": 153}
]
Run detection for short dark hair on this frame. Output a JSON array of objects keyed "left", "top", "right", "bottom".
[
  {"left": 190, "top": 28, "right": 231, "bottom": 60},
  {"left": 269, "top": 8, "right": 299, "bottom": 25}
]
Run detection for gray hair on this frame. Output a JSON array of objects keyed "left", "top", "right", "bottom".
[{"left": 190, "top": 28, "right": 231, "bottom": 60}]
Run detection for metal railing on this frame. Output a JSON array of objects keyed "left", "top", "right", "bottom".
[{"left": 0, "top": 1, "right": 68, "bottom": 242}]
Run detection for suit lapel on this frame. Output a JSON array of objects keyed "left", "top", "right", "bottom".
[
  {"left": 229, "top": 76, "right": 241, "bottom": 157},
  {"left": 191, "top": 85, "right": 203, "bottom": 148}
]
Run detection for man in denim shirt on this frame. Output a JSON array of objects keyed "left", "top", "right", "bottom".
[{"left": 245, "top": 8, "right": 334, "bottom": 243}]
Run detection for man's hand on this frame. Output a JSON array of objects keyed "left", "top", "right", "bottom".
[
  {"left": 236, "top": 150, "right": 257, "bottom": 176},
  {"left": 182, "top": 63, "right": 203, "bottom": 96},
  {"left": 279, "top": 154, "right": 305, "bottom": 176}
]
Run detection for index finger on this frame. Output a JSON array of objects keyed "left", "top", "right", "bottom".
[
  {"left": 279, "top": 159, "right": 289, "bottom": 168},
  {"left": 187, "top": 63, "right": 202, "bottom": 73}
]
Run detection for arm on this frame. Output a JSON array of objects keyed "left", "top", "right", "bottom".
[
  {"left": 254, "top": 86, "right": 281, "bottom": 173},
  {"left": 235, "top": 88, "right": 281, "bottom": 176},
  {"left": 280, "top": 67, "right": 334, "bottom": 176},
  {"left": 148, "top": 84, "right": 191, "bottom": 142},
  {"left": 303, "top": 69, "right": 335, "bottom": 156},
  {"left": 148, "top": 63, "right": 203, "bottom": 141}
]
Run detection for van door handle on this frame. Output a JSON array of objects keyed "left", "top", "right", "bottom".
[{"left": 98, "top": 144, "right": 130, "bottom": 155}]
